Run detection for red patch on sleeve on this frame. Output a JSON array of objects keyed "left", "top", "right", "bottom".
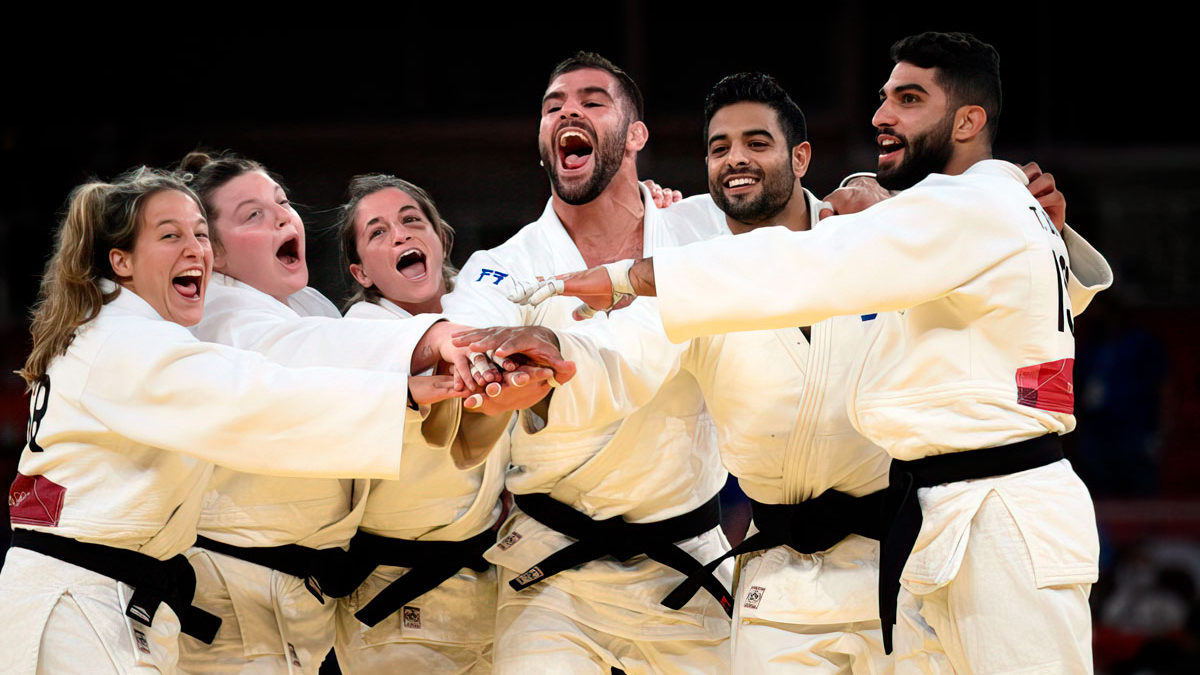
[
  {"left": 8, "top": 473, "right": 66, "bottom": 527},
  {"left": 1016, "top": 358, "right": 1074, "bottom": 414}
]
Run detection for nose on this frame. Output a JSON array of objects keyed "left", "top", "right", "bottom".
[
  {"left": 559, "top": 98, "right": 583, "bottom": 119},
  {"left": 871, "top": 99, "right": 895, "bottom": 130},
  {"left": 727, "top": 142, "right": 750, "bottom": 167},
  {"left": 274, "top": 202, "right": 295, "bottom": 228},
  {"left": 183, "top": 231, "right": 205, "bottom": 257},
  {"left": 393, "top": 224, "right": 413, "bottom": 244}
]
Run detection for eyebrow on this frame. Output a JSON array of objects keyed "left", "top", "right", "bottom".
[
  {"left": 364, "top": 205, "right": 421, "bottom": 229},
  {"left": 155, "top": 216, "right": 206, "bottom": 228},
  {"left": 880, "top": 83, "right": 929, "bottom": 98},
  {"left": 542, "top": 86, "right": 614, "bottom": 106},
  {"left": 707, "top": 128, "right": 775, "bottom": 147}
]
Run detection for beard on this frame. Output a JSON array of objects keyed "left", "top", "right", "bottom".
[
  {"left": 709, "top": 152, "right": 795, "bottom": 227},
  {"left": 539, "top": 119, "right": 628, "bottom": 206},
  {"left": 876, "top": 111, "right": 955, "bottom": 191}
]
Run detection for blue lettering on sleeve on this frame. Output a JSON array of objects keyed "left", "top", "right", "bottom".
[
  {"left": 860, "top": 313, "right": 877, "bottom": 321},
  {"left": 475, "top": 269, "right": 510, "bottom": 284}
]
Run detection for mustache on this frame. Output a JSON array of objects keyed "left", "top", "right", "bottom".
[
  {"left": 875, "top": 126, "right": 907, "bottom": 145},
  {"left": 554, "top": 119, "right": 596, "bottom": 139},
  {"left": 717, "top": 166, "right": 765, "bottom": 184}
]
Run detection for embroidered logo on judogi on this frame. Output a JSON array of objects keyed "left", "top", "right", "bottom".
[
  {"left": 744, "top": 586, "right": 766, "bottom": 609},
  {"left": 8, "top": 473, "right": 66, "bottom": 526},
  {"left": 497, "top": 531, "right": 522, "bottom": 551},
  {"left": 403, "top": 606, "right": 422, "bottom": 629},
  {"left": 132, "top": 628, "right": 151, "bottom": 654},
  {"left": 514, "top": 566, "right": 543, "bottom": 586}
]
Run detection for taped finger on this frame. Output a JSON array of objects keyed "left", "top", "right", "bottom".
[
  {"left": 487, "top": 348, "right": 515, "bottom": 371},
  {"left": 468, "top": 351, "right": 494, "bottom": 382},
  {"left": 527, "top": 279, "right": 565, "bottom": 306}
]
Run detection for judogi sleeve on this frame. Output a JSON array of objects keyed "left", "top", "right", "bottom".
[
  {"left": 1061, "top": 224, "right": 1113, "bottom": 315},
  {"left": 655, "top": 176, "right": 1028, "bottom": 341},
  {"left": 547, "top": 300, "right": 693, "bottom": 431},
  {"left": 81, "top": 321, "right": 410, "bottom": 479},
  {"left": 441, "top": 249, "right": 530, "bottom": 327},
  {"left": 199, "top": 287, "right": 442, "bottom": 373}
]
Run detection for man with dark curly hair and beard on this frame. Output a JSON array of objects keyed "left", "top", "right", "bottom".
[{"left": 442, "top": 52, "right": 735, "bottom": 673}]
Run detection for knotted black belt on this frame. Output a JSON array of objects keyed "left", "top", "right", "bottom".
[
  {"left": 11, "top": 529, "right": 221, "bottom": 643},
  {"left": 339, "top": 529, "right": 495, "bottom": 627},
  {"left": 193, "top": 535, "right": 348, "bottom": 603},
  {"left": 510, "top": 493, "right": 734, "bottom": 616},
  {"left": 661, "top": 489, "right": 886, "bottom": 611},
  {"left": 879, "top": 434, "right": 1063, "bottom": 653}
]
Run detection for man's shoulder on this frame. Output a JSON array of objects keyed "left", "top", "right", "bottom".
[
  {"left": 655, "top": 194, "right": 730, "bottom": 245},
  {"left": 466, "top": 204, "right": 575, "bottom": 275}
]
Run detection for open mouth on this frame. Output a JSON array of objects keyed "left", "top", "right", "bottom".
[
  {"left": 396, "top": 249, "right": 428, "bottom": 280},
  {"left": 876, "top": 134, "right": 905, "bottom": 162},
  {"left": 172, "top": 269, "right": 203, "bottom": 299},
  {"left": 723, "top": 174, "right": 760, "bottom": 190},
  {"left": 557, "top": 128, "right": 594, "bottom": 171},
  {"left": 276, "top": 237, "right": 300, "bottom": 266}
]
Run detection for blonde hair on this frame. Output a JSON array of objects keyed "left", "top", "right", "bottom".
[
  {"left": 19, "top": 168, "right": 202, "bottom": 386},
  {"left": 336, "top": 174, "right": 457, "bottom": 310}
]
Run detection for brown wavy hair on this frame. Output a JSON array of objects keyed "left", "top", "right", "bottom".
[
  {"left": 19, "top": 168, "right": 202, "bottom": 386},
  {"left": 177, "top": 150, "right": 270, "bottom": 253},
  {"left": 336, "top": 174, "right": 457, "bottom": 310}
]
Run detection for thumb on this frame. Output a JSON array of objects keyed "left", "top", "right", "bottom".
[{"left": 817, "top": 200, "right": 835, "bottom": 220}]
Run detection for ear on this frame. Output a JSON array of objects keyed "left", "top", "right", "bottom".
[
  {"left": 626, "top": 120, "right": 649, "bottom": 153},
  {"left": 791, "top": 141, "right": 812, "bottom": 180},
  {"left": 349, "top": 263, "right": 372, "bottom": 289},
  {"left": 212, "top": 244, "right": 228, "bottom": 272},
  {"left": 109, "top": 248, "right": 133, "bottom": 279},
  {"left": 953, "top": 105, "right": 988, "bottom": 143}
]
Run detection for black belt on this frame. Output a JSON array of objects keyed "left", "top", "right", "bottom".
[
  {"left": 193, "top": 535, "right": 348, "bottom": 603},
  {"left": 510, "top": 493, "right": 734, "bottom": 616},
  {"left": 661, "top": 489, "right": 886, "bottom": 612},
  {"left": 342, "top": 530, "right": 495, "bottom": 627},
  {"left": 879, "top": 434, "right": 1064, "bottom": 653},
  {"left": 11, "top": 529, "right": 221, "bottom": 643}
]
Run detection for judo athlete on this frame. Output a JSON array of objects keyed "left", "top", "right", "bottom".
[{"left": 441, "top": 52, "right": 735, "bottom": 674}]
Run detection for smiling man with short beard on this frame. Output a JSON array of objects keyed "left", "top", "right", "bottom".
[{"left": 875, "top": 106, "right": 956, "bottom": 191}]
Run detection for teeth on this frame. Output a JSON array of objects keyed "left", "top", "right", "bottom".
[
  {"left": 559, "top": 130, "right": 588, "bottom": 146},
  {"left": 727, "top": 177, "right": 757, "bottom": 187},
  {"left": 881, "top": 139, "right": 899, "bottom": 147},
  {"left": 398, "top": 249, "right": 422, "bottom": 261},
  {"left": 179, "top": 269, "right": 203, "bottom": 277}
]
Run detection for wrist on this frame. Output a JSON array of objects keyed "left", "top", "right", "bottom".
[
  {"left": 839, "top": 171, "right": 877, "bottom": 189},
  {"left": 628, "top": 257, "right": 656, "bottom": 297}
]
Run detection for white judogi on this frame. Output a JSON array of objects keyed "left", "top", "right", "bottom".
[
  {"left": 333, "top": 298, "right": 508, "bottom": 675},
  {"left": 179, "top": 274, "right": 443, "bottom": 675},
  {"left": 442, "top": 185, "right": 733, "bottom": 673},
  {"left": 0, "top": 286, "right": 414, "bottom": 675},
  {"left": 549, "top": 190, "right": 891, "bottom": 674},
  {"left": 652, "top": 160, "right": 1113, "bottom": 674}
]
